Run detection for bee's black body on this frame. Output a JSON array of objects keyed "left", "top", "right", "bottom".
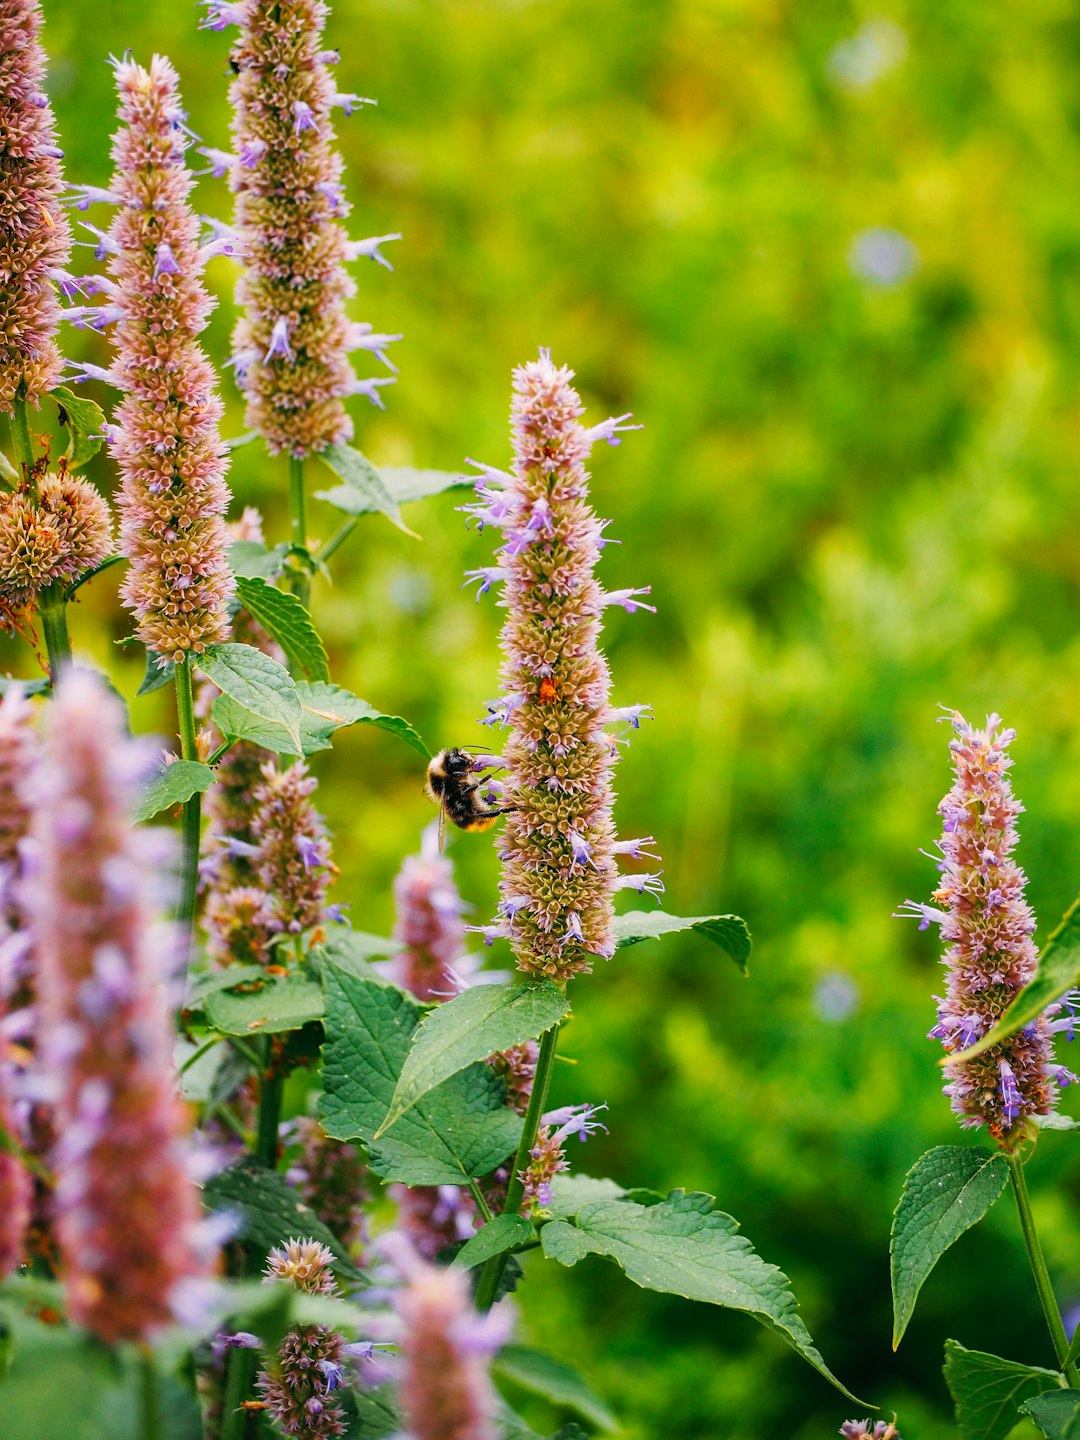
[{"left": 425, "top": 748, "right": 513, "bottom": 849}]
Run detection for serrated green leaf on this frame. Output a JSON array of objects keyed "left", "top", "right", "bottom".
[
  {"left": 136, "top": 651, "right": 174, "bottom": 696},
  {"left": 133, "top": 759, "right": 214, "bottom": 824},
  {"left": 53, "top": 385, "right": 105, "bottom": 469},
  {"left": 199, "top": 642, "right": 303, "bottom": 752},
  {"left": 184, "top": 963, "right": 266, "bottom": 1011},
  {"left": 320, "top": 966, "right": 522, "bottom": 1185},
  {"left": 548, "top": 1174, "right": 627, "bottom": 1217},
  {"left": 453, "top": 1215, "right": 536, "bottom": 1271},
  {"left": 212, "top": 691, "right": 301, "bottom": 756},
  {"left": 1020, "top": 1390, "right": 1080, "bottom": 1439},
  {"left": 310, "top": 929, "right": 401, "bottom": 981},
  {"left": 612, "top": 911, "right": 751, "bottom": 973},
  {"left": 542, "top": 1188, "right": 859, "bottom": 1402},
  {"left": 378, "top": 466, "right": 472, "bottom": 503},
  {"left": 204, "top": 973, "right": 324, "bottom": 1035},
  {"left": 202, "top": 1158, "right": 360, "bottom": 1277},
  {"left": 378, "top": 981, "right": 570, "bottom": 1136},
  {"left": 315, "top": 443, "right": 418, "bottom": 536},
  {"left": 235, "top": 575, "right": 330, "bottom": 683},
  {"left": 493, "top": 1345, "right": 620, "bottom": 1433},
  {"left": 950, "top": 897, "right": 1080, "bottom": 1063},
  {"left": 229, "top": 539, "right": 292, "bottom": 580},
  {"left": 890, "top": 1145, "right": 1008, "bottom": 1348},
  {"left": 297, "top": 680, "right": 427, "bottom": 757},
  {"left": 943, "top": 1340, "right": 1062, "bottom": 1440}
]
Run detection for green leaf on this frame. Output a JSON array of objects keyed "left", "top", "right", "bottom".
[
  {"left": 320, "top": 965, "right": 522, "bottom": 1185},
  {"left": 136, "top": 651, "right": 175, "bottom": 697},
  {"left": 1038, "top": 1114, "right": 1080, "bottom": 1132},
  {"left": 890, "top": 1145, "right": 1008, "bottom": 1348},
  {"left": 315, "top": 443, "right": 418, "bottom": 536},
  {"left": 202, "top": 1158, "right": 360, "bottom": 1277},
  {"left": 943, "top": 1340, "right": 1062, "bottom": 1440},
  {"left": 0, "top": 1303, "right": 134, "bottom": 1440},
  {"left": 297, "top": 680, "right": 427, "bottom": 758},
  {"left": 198, "top": 643, "right": 303, "bottom": 753},
  {"left": 1020, "top": 1391, "right": 1080, "bottom": 1440},
  {"left": 949, "top": 896, "right": 1080, "bottom": 1063},
  {"left": 0, "top": 676, "right": 50, "bottom": 697},
  {"left": 548, "top": 1174, "right": 628, "bottom": 1217},
  {"left": 53, "top": 385, "right": 105, "bottom": 469},
  {"left": 379, "top": 466, "right": 472, "bottom": 504},
  {"left": 612, "top": 911, "right": 752, "bottom": 973},
  {"left": 541, "top": 1188, "right": 859, "bottom": 1402},
  {"left": 133, "top": 759, "right": 214, "bottom": 824},
  {"left": 204, "top": 972, "right": 325, "bottom": 1036},
  {"left": 229, "top": 539, "right": 291, "bottom": 580},
  {"left": 212, "top": 692, "right": 301, "bottom": 756},
  {"left": 351, "top": 1385, "right": 404, "bottom": 1439},
  {"left": 311, "top": 929, "right": 401, "bottom": 982},
  {"left": 493, "top": 1345, "right": 620, "bottom": 1433},
  {"left": 378, "top": 981, "right": 570, "bottom": 1136},
  {"left": 234, "top": 575, "right": 330, "bottom": 683},
  {"left": 452, "top": 1215, "right": 536, "bottom": 1271}
]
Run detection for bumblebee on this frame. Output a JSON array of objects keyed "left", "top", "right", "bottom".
[{"left": 425, "top": 748, "right": 513, "bottom": 851}]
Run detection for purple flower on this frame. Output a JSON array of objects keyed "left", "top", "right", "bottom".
[
  {"left": 264, "top": 316, "right": 293, "bottom": 363},
  {"left": 899, "top": 711, "right": 1066, "bottom": 1140}
]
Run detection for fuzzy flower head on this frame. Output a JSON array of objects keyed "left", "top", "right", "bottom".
[
  {"left": 81, "top": 54, "right": 233, "bottom": 662},
  {"left": 251, "top": 760, "right": 336, "bottom": 936},
  {"left": 0, "top": 0, "right": 71, "bottom": 413},
  {"left": 385, "top": 1233, "right": 508, "bottom": 1440},
  {"left": 260, "top": 1238, "right": 349, "bottom": 1437},
  {"left": 468, "top": 351, "right": 654, "bottom": 981},
  {"left": 897, "top": 712, "right": 1070, "bottom": 1142},
  {"left": 0, "top": 685, "right": 35, "bottom": 892},
  {"left": 0, "top": 469, "right": 112, "bottom": 609},
  {"left": 217, "top": 0, "right": 397, "bottom": 456},
  {"left": 389, "top": 824, "right": 472, "bottom": 1001},
  {"left": 840, "top": 1421, "right": 901, "bottom": 1440},
  {"left": 390, "top": 1182, "right": 476, "bottom": 1262},
  {"left": 22, "top": 668, "right": 210, "bottom": 1342}
]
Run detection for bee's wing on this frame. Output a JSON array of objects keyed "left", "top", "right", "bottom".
[{"left": 438, "top": 800, "right": 448, "bottom": 854}]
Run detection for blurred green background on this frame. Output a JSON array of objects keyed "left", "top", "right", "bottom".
[{"left": 8, "top": 0, "right": 1080, "bottom": 1435}]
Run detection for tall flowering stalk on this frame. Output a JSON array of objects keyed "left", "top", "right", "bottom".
[
  {"left": 389, "top": 824, "right": 472, "bottom": 1001},
  {"left": 465, "top": 349, "right": 658, "bottom": 983},
  {"left": 899, "top": 710, "right": 1080, "bottom": 1379},
  {"left": 466, "top": 350, "right": 642, "bottom": 1309},
  {"left": 0, "top": 0, "right": 71, "bottom": 431},
  {"left": 898, "top": 711, "right": 1073, "bottom": 1140},
  {"left": 67, "top": 54, "right": 235, "bottom": 944},
  {"left": 385, "top": 1234, "right": 507, "bottom": 1440},
  {"left": 203, "top": 0, "right": 399, "bottom": 603},
  {"left": 22, "top": 668, "right": 210, "bottom": 1342}
]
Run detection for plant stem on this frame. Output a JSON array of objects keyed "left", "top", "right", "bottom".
[
  {"left": 9, "top": 397, "right": 33, "bottom": 475},
  {"left": 220, "top": 1345, "right": 257, "bottom": 1440},
  {"left": 288, "top": 456, "right": 311, "bottom": 609},
  {"left": 174, "top": 657, "right": 202, "bottom": 962},
  {"left": 317, "top": 516, "right": 357, "bottom": 566},
  {"left": 474, "top": 1021, "right": 560, "bottom": 1313},
  {"left": 1007, "top": 1153, "right": 1080, "bottom": 1383},
  {"left": 469, "top": 1180, "right": 494, "bottom": 1225},
  {"left": 255, "top": 1036, "right": 283, "bottom": 1169},
  {"left": 138, "top": 1347, "right": 161, "bottom": 1440},
  {"left": 38, "top": 582, "right": 72, "bottom": 677}
]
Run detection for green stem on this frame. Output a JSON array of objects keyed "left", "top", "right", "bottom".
[
  {"left": 255, "top": 1037, "right": 284, "bottom": 1169},
  {"left": 469, "top": 1180, "right": 494, "bottom": 1225},
  {"left": 38, "top": 583, "right": 72, "bottom": 677},
  {"left": 220, "top": 1345, "right": 257, "bottom": 1440},
  {"left": 317, "top": 517, "right": 357, "bottom": 566},
  {"left": 474, "top": 1021, "right": 561, "bottom": 1312},
  {"left": 1007, "top": 1153, "right": 1080, "bottom": 1383},
  {"left": 139, "top": 1348, "right": 161, "bottom": 1440},
  {"left": 288, "top": 456, "right": 311, "bottom": 609},
  {"left": 9, "top": 397, "right": 33, "bottom": 475},
  {"left": 174, "top": 658, "right": 201, "bottom": 963}
]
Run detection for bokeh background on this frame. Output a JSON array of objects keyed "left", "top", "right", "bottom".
[{"left": 7, "top": 1, "right": 1080, "bottom": 1436}]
